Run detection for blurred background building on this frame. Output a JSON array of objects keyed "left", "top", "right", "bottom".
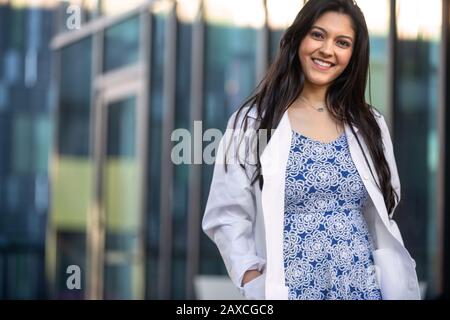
[{"left": 0, "top": 0, "right": 449, "bottom": 299}]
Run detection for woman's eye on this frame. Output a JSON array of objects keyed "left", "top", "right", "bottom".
[
  {"left": 337, "top": 40, "right": 351, "bottom": 48},
  {"left": 311, "top": 31, "right": 323, "bottom": 39}
]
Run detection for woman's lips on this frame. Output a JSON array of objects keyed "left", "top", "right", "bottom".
[{"left": 311, "top": 58, "right": 335, "bottom": 71}]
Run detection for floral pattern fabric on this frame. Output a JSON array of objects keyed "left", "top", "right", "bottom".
[{"left": 283, "top": 130, "right": 382, "bottom": 300}]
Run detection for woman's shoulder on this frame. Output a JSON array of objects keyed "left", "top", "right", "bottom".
[
  {"left": 369, "top": 105, "right": 383, "bottom": 119},
  {"left": 227, "top": 104, "right": 261, "bottom": 129},
  {"left": 368, "top": 105, "right": 388, "bottom": 130},
  {"left": 367, "top": 105, "right": 394, "bottom": 144}
]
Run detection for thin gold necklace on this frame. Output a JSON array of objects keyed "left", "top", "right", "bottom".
[{"left": 299, "top": 96, "right": 327, "bottom": 113}]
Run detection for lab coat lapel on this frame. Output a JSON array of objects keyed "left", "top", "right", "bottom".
[
  {"left": 260, "top": 112, "right": 292, "bottom": 299},
  {"left": 344, "top": 124, "right": 391, "bottom": 230}
]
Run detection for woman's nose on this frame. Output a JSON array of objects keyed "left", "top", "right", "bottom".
[{"left": 319, "top": 40, "right": 333, "bottom": 56}]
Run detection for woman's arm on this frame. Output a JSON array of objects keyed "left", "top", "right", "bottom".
[{"left": 202, "top": 109, "right": 266, "bottom": 291}]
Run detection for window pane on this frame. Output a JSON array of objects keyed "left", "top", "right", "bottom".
[
  {"left": 107, "top": 97, "right": 136, "bottom": 157},
  {"left": 103, "top": 16, "right": 140, "bottom": 72},
  {"left": 11, "top": 113, "right": 33, "bottom": 174},
  {"left": 58, "top": 38, "right": 92, "bottom": 156},
  {"left": 103, "top": 96, "right": 141, "bottom": 299}
]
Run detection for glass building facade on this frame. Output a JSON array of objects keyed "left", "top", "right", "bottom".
[
  {"left": 0, "top": 1, "right": 54, "bottom": 299},
  {"left": 0, "top": 0, "right": 449, "bottom": 299}
]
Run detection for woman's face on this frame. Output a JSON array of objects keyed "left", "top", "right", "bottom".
[{"left": 298, "top": 11, "right": 355, "bottom": 89}]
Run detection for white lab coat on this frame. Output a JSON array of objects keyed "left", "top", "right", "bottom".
[{"left": 202, "top": 105, "right": 421, "bottom": 300}]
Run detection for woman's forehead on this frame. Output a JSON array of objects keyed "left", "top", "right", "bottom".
[{"left": 313, "top": 11, "right": 356, "bottom": 37}]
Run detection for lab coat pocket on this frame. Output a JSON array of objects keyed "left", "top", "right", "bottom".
[
  {"left": 243, "top": 273, "right": 266, "bottom": 300},
  {"left": 372, "top": 248, "right": 403, "bottom": 300}
]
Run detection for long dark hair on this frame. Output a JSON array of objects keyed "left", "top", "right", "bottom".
[{"left": 230, "top": 0, "right": 399, "bottom": 216}]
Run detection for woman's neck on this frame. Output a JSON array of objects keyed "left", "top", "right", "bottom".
[{"left": 299, "top": 83, "right": 328, "bottom": 105}]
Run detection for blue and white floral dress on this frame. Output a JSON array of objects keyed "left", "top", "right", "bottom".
[{"left": 283, "top": 130, "right": 382, "bottom": 300}]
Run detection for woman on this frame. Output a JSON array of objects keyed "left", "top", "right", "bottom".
[{"left": 202, "top": 0, "right": 420, "bottom": 300}]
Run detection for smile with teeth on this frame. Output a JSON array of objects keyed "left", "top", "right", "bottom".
[{"left": 312, "top": 58, "right": 335, "bottom": 68}]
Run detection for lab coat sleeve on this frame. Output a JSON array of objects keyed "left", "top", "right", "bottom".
[
  {"left": 202, "top": 110, "right": 266, "bottom": 290},
  {"left": 375, "top": 112, "right": 406, "bottom": 246}
]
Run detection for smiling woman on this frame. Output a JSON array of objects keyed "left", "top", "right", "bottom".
[
  {"left": 202, "top": 0, "right": 421, "bottom": 300},
  {"left": 298, "top": 12, "right": 354, "bottom": 91}
]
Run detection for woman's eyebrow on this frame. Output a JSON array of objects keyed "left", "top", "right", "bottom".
[{"left": 311, "top": 25, "right": 354, "bottom": 41}]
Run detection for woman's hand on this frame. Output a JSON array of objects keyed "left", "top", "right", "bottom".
[{"left": 241, "top": 269, "right": 262, "bottom": 286}]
